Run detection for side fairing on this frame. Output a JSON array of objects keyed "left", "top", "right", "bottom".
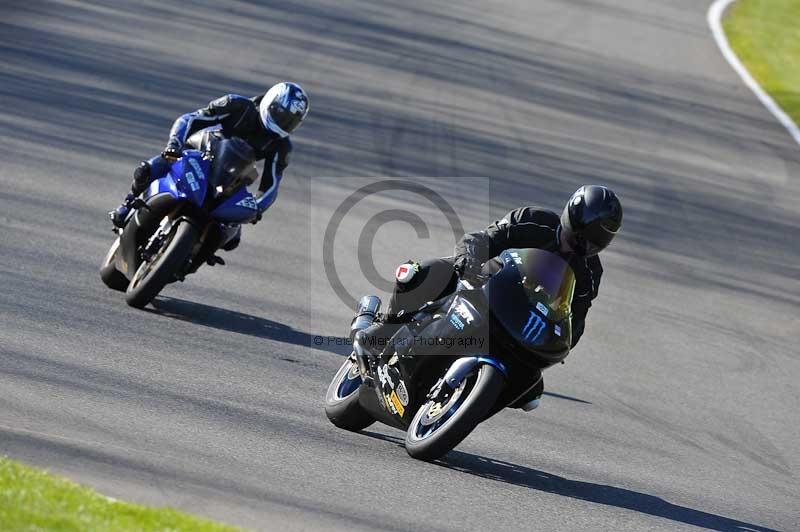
[
  {"left": 144, "top": 152, "right": 209, "bottom": 206},
  {"left": 170, "top": 153, "right": 209, "bottom": 206},
  {"left": 210, "top": 187, "right": 258, "bottom": 223}
]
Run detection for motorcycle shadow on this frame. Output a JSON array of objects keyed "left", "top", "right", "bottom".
[
  {"left": 148, "top": 296, "right": 350, "bottom": 356},
  {"left": 360, "top": 431, "right": 776, "bottom": 532}
]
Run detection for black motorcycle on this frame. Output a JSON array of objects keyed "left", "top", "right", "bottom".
[{"left": 325, "top": 248, "right": 576, "bottom": 461}]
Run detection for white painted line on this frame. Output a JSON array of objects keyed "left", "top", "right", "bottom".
[{"left": 707, "top": 0, "right": 800, "bottom": 147}]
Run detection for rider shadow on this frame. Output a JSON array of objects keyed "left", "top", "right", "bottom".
[
  {"left": 148, "top": 296, "right": 351, "bottom": 356},
  {"left": 359, "top": 432, "right": 776, "bottom": 532},
  {"left": 439, "top": 452, "right": 778, "bottom": 532},
  {"left": 542, "top": 391, "right": 592, "bottom": 404}
]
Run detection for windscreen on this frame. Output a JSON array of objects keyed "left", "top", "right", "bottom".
[
  {"left": 208, "top": 138, "right": 258, "bottom": 194},
  {"left": 483, "top": 249, "right": 575, "bottom": 348}
]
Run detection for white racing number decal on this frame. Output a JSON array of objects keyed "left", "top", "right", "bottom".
[
  {"left": 188, "top": 158, "right": 205, "bottom": 181},
  {"left": 185, "top": 172, "right": 200, "bottom": 192},
  {"left": 378, "top": 364, "right": 406, "bottom": 417},
  {"left": 377, "top": 364, "right": 394, "bottom": 389}
]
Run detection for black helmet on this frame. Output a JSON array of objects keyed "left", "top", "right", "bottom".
[
  {"left": 559, "top": 185, "right": 623, "bottom": 256},
  {"left": 259, "top": 82, "right": 309, "bottom": 136}
]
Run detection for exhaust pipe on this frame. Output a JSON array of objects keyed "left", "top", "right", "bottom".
[
  {"left": 350, "top": 295, "right": 381, "bottom": 338},
  {"left": 350, "top": 296, "right": 381, "bottom": 379}
]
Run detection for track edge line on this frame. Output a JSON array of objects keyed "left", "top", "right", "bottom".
[{"left": 707, "top": 0, "right": 800, "bottom": 147}]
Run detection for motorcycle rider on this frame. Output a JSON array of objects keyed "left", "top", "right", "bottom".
[
  {"left": 109, "top": 82, "right": 310, "bottom": 250},
  {"left": 358, "top": 185, "right": 623, "bottom": 410}
]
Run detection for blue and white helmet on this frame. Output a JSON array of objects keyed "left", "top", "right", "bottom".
[{"left": 259, "top": 82, "right": 309, "bottom": 137}]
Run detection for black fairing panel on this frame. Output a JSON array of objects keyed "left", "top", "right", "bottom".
[{"left": 357, "top": 292, "right": 499, "bottom": 429}]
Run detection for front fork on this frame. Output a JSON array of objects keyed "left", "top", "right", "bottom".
[
  {"left": 427, "top": 356, "right": 508, "bottom": 402},
  {"left": 140, "top": 216, "right": 173, "bottom": 262},
  {"left": 138, "top": 215, "right": 200, "bottom": 282}
]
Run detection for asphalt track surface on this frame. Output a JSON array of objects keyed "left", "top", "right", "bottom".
[{"left": 1, "top": 1, "right": 798, "bottom": 531}]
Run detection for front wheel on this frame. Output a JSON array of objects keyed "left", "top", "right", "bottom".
[
  {"left": 325, "top": 355, "right": 374, "bottom": 431},
  {"left": 100, "top": 236, "right": 129, "bottom": 291},
  {"left": 125, "top": 221, "right": 198, "bottom": 309},
  {"left": 405, "top": 364, "right": 504, "bottom": 461}
]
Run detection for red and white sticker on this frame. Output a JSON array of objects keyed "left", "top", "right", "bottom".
[{"left": 395, "top": 263, "right": 416, "bottom": 284}]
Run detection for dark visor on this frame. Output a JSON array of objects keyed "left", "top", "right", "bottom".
[{"left": 270, "top": 104, "right": 304, "bottom": 134}]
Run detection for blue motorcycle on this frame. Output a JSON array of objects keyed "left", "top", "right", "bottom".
[{"left": 100, "top": 137, "right": 261, "bottom": 308}]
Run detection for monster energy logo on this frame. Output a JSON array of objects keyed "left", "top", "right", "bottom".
[{"left": 521, "top": 311, "right": 546, "bottom": 343}]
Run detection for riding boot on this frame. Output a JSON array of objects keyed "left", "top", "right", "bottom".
[
  {"left": 109, "top": 162, "right": 152, "bottom": 228},
  {"left": 108, "top": 193, "right": 135, "bottom": 228},
  {"left": 130, "top": 161, "right": 152, "bottom": 195}
]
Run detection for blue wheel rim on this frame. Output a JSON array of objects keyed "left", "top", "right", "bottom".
[{"left": 335, "top": 360, "right": 362, "bottom": 400}]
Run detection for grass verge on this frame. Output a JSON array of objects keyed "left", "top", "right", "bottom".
[
  {"left": 0, "top": 456, "right": 241, "bottom": 531},
  {"left": 723, "top": 0, "right": 800, "bottom": 123}
]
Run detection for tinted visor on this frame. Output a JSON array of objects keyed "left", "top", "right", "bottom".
[
  {"left": 269, "top": 103, "right": 304, "bottom": 134},
  {"left": 560, "top": 211, "right": 589, "bottom": 256},
  {"left": 582, "top": 222, "right": 616, "bottom": 256},
  {"left": 561, "top": 211, "right": 613, "bottom": 257}
]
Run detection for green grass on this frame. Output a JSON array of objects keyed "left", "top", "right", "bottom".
[
  {"left": 724, "top": 0, "right": 800, "bottom": 123},
  {"left": 0, "top": 456, "right": 242, "bottom": 532}
]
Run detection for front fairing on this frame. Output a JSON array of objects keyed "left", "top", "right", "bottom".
[
  {"left": 143, "top": 151, "right": 209, "bottom": 206},
  {"left": 483, "top": 249, "right": 575, "bottom": 366},
  {"left": 210, "top": 187, "right": 258, "bottom": 223},
  {"left": 403, "top": 293, "right": 490, "bottom": 357}
]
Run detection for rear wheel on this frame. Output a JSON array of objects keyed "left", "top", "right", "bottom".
[
  {"left": 325, "top": 355, "right": 375, "bottom": 431},
  {"left": 405, "top": 364, "right": 504, "bottom": 461},
  {"left": 100, "top": 237, "right": 128, "bottom": 291},
  {"left": 125, "top": 221, "right": 198, "bottom": 309}
]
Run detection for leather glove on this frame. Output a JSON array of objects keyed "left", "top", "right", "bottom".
[
  {"left": 161, "top": 141, "right": 182, "bottom": 162},
  {"left": 454, "top": 254, "right": 483, "bottom": 283}
]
